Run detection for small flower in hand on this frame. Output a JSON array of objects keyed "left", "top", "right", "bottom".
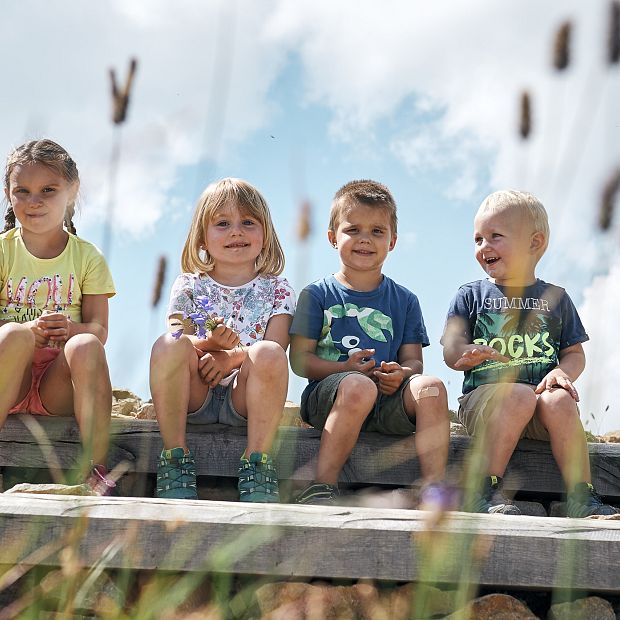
[{"left": 169, "top": 296, "right": 229, "bottom": 340}]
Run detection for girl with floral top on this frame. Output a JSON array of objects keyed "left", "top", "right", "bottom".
[{"left": 150, "top": 178, "right": 295, "bottom": 502}]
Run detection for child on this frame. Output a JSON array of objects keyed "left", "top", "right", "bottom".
[
  {"left": 289, "top": 179, "right": 452, "bottom": 506},
  {"left": 442, "top": 189, "right": 617, "bottom": 517},
  {"left": 150, "top": 178, "right": 295, "bottom": 502},
  {"left": 0, "top": 139, "right": 116, "bottom": 495}
]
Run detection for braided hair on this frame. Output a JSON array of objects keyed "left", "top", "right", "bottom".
[{"left": 3, "top": 139, "right": 80, "bottom": 234}]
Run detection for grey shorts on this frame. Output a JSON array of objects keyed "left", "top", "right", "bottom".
[
  {"left": 301, "top": 371, "right": 418, "bottom": 436},
  {"left": 458, "top": 383, "right": 550, "bottom": 441},
  {"left": 187, "top": 383, "right": 247, "bottom": 427}
]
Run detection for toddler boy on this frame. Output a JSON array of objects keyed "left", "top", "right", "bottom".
[{"left": 442, "top": 189, "right": 617, "bottom": 517}]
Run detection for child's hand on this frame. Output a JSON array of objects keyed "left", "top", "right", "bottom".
[
  {"left": 535, "top": 370, "right": 579, "bottom": 401},
  {"left": 374, "top": 361, "right": 405, "bottom": 395},
  {"left": 37, "top": 311, "right": 71, "bottom": 347},
  {"left": 197, "top": 350, "right": 232, "bottom": 387},
  {"left": 26, "top": 319, "right": 49, "bottom": 348},
  {"left": 206, "top": 319, "right": 240, "bottom": 350},
  {"left": 454, "top": 345, "right": 510, "bottom": 369},
  {"left": 344, "top": 349, "right": 376, "bottom": 376}
]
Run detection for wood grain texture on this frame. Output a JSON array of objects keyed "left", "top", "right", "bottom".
[
  {"left": 1, "top": 495, "right": 620, "bottom": 591},
  {"left": 1, "top": 416, "right": 619, "bottom": 499}
]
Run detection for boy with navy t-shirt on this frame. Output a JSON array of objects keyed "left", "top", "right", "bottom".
[
  {"left": 442, "top": 189, "right": 617, "bottom": 517},
  {"left": 290, "top": 179, "right": 453, "bottom": 506}
]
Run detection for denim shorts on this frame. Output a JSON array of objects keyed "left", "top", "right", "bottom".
[
  {"left": 187, "top": 382, "right": 247, "bottom": 427},
  {"left": 301, "top": 371, "right": 418, "bottom": 436}
]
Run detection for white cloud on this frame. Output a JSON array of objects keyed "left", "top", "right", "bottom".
[{"left": 579, "top": 256, "right": 620, "bottom": 433}]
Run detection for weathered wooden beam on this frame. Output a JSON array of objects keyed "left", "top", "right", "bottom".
[
  {"left": 1, "top": 416, "right": 619, "bottom": 499},
  {"left": 1, "top": 495, "right": 620, "bottom": 592}
]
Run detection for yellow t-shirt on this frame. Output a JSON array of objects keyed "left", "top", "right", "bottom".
[{"left": 0, "top": 228, "right": 115, "bottom": 324}]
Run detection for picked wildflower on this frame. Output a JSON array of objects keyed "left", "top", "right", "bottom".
[{"left": 169, "top": 295, "right": 221, "bottom": 340}]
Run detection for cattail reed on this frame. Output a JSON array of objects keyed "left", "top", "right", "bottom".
[
  {"left": 151, "top": 255, "right": 167, "bottom": 308},
  {"left": 519, "top": 91, "right": 532, "bottom": 139},
  {"left": 600, "top": 168, "right": 620, "bottom": 230},
  {"left": 553, "top": 21, "right": 572, "bottom": 71},
  {"left": 110, "top": 58, "right": 138, "bottom": 125},
  {"left": 296, "top": 200, "right": 312, "bottom": 241},
  {"left": 609, "top": 1, "right": 620, "bottom": 65}
]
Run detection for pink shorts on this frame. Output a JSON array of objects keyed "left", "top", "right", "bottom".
[{"left": 9, "top": 347, "right": 61, "bottom": 416}]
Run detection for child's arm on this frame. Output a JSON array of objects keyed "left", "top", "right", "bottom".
[
  {"left": 38, "top": 294, "right": 109, "bottom": 345},
  {"left": 442, "top": 316, "right": 509, "bottom": 370},
  {"left": 534, "top": 343, "right": 585, "bottom": 401},
  {"left": 373, "top": 343, "right": 424, "bottom": 396},
  {"left": 289, "top": 334, "right": 376, "bottom": 380},
  {"left": 196, "top": 313, "right": 292, "bottom": 388}
]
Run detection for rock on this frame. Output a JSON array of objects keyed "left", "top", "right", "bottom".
[
  {"left": 112, "top": 388, "right": 141, "bottom": 401},
  {"left": 450, "top": 422, "right": 468, "bottom": 436},
  {"left": 136, "top": 402, "right": 157, "bottom": 420},
  {"left": 548, "top": 596, "right": 615, "bottom": 620},
  {"left": 549, "top": 501, "right": 566, "bottom": 518},
  {"left": 4, "top": 482, "right": 95, "bottom": 496},
  {"left": 280, "top": 401, "right": 311, "bottom": 427},
  {"left": 445, "top": 593, "right": 536, "bottom": 619},
  {"left": 255, "top": 581, "right": 381, "bottom": 619},
  {"left": 602, "top": 430, "right": 620, "bottom": 443},
  {"left": 112, "top": 397, "right": 139, "bottom": 417}
]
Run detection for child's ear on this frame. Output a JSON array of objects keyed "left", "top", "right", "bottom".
[
  {"left": 327, "top": 230, "right": 337, "bottom": 248},
  {"left": 389, "top": 233, "right": 397, "bottom": 251},
  {"left": 530, "top": 231, "right": 545, "bottom": 253}
]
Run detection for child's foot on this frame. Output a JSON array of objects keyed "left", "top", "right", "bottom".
[
  {"left": 85, "top": 464, "right": 116, "bottom": 497},
  {"left": 156, "top": 447, "right": 197, "bottom": 500},
  {"left": 566, "top": 482, "right": 618, "bottom": 518},
  {"left": 466, "top": 475, "right": 521, "bottom": 515},
  {"left": 238, "top": 452, "right": 279, "bottom": 503},
  {"left": 418, "top": 481, "right": 461, "bottom": 512},
  {"left": 295, "top": 482, "right": 340, "bottom": 505}
]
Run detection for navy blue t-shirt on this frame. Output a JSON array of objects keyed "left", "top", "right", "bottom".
[
  {"left": 291, "top": 275, "right": 429, "bottom": 399},
  {"left": 443, "top": 279, "right": 588, "bottom": 394}
]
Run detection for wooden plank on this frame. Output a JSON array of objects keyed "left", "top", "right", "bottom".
[
  {"left": 1, "top": 495, "right": 620, "bottom": 591},
  {"left": 1, "top": 416, "right": 620, "bottom": 499}
]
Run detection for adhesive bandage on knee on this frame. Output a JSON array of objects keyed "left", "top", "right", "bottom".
[{"left": 416, "top": 386, "right": 440, "bottom": 399}]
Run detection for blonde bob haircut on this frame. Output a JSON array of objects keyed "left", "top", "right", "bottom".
[
  {"left": 181, "top": 177, "right": 285, "bottom": 276},
  {"left": 477, "top": 189, "right": 550, "bottom": 255}
]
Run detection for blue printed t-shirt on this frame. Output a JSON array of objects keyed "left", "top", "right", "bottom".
[
  {"left": 290, "top": 274, "right": 429, "bottom": 400},
  {"left": 443, "top": 279, "right": 588, "bottom": 394}
]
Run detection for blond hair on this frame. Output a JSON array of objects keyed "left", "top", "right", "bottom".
[
  {"left": 3, "top": 139, "right": 79, "bottom": 234},
  {"left": 329, "top": 179, "right": 398, "bottom": 234},
  {"left": 181, "top": 178, "right": 285, "bottom": 276},
  {"left": 477, "top": 189, "right": 550, "bottom": 255}
]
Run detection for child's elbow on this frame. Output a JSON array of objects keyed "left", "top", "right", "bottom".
[{"left": 289, "top": 352, "right": 307, "bottom": 378}]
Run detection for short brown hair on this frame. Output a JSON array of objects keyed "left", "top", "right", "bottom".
[
  {"left": 181, "top": 177, "right": 285, "bottom": 276},
  {"left": 329, "top": 179, "right": 398, "bottom": 234}
]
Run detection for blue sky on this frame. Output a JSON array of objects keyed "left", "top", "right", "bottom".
[{"left": 2, "top": 1, "right": 619, "bottom": 432}]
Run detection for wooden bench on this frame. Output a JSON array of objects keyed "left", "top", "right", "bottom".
[
  {"left": 1, "top": 494, "right": 620, "bottom": 591},
  {"left": 1, "top": 415, "right": 620, "bottom": 500}
]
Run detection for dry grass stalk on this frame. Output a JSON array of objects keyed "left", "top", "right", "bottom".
[
  {"left": 296, "top": 200, "right": 312, "bottom": 241},
  {"left": 152, "top": 255, "right": 167, "bottom": 308},
  {"left": 553, "top": 21, "right": 572, "bottom": 71},
  {"left": 609, "top": 1, "right": 620, "bottom": 64},
  {"left": 110, "top": 58, "right": 138, "bottom": 125},
  {"left": 600, "top": 168, "right": 620, "bottom": 230},
  {"left": 519, "top": 91, "right": 532, "bottom": 139}
]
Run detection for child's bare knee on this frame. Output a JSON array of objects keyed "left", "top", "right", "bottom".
[
  {"left": 410, "top": 375, "right": 445, "bottom": 401},
  {"left": 248, "top": 340, "right": 287, "bottom": 368},
  {"left": 337, "top": 374, "right": 377, "bottom": 410},
  {"left": 1, "top": 322, "right": 35, "bottom": 349},
  {"left": 64, "top": 333, "right": 105, "bottom": 365}
]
